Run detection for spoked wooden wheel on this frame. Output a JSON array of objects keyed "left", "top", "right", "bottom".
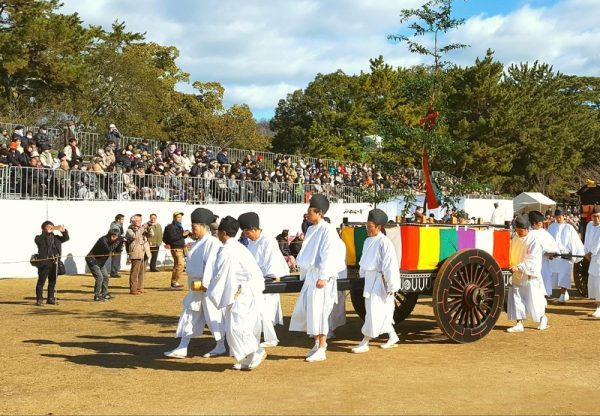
[
  {"left": 433, "top": 249, "right": 505, "bottom": 343},
  {"left": 574, "top": 259, "right": 589, "bottom": 298},
  {"left": 350, "top": 288, "right": 418, "bottom": 324}
]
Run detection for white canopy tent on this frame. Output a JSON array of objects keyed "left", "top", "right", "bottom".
[{"left": 513, "top": 192, "right": 556, "bottom": 213}]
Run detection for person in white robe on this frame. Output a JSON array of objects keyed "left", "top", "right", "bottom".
[
  {"left": 528, "top": 211, "right": 560, "bottom": 297},
  {"left": 207, "top": 216, "right": 267, "bottom": 370},
  {"left": 164, "top": 208, "right": 225, "bottom": 359},
  {"left": 326, "top": 216, "right": 347, "bottom": 339},
  {"left": 506, "top": 214, "right": 549, "bottom": 333},
  {"left": 352, "top": 209, "right": 401, "bottom": 353},
  {"left": 547, "top": 209, "right": 585, "bottom": 303},
  {"left": 238, "top": 211, "right": 289, "bottom": 348},
  {"left": 490, "top": 202, "right": 504, "bottom": 225},
  {"left": 584, "top": 206, "right": 600, "bottom": 318},
  {"left": 289, "top": 195, "right": 347, "bottom": 362}
]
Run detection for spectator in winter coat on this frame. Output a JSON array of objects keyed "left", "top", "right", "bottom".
[
  {"left": 86, "top": 229, "right": 123, "bottom": 301},
  {"left": 216, "top": 148, "right": 230, "bottom": 165},
  {"left": 34, "top": 126, "right": 50, "bottom": 150},
  {"left": 106, "top": 123, "right": 121, "bottom": 148}
]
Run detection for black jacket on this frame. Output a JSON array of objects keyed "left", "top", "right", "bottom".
[
  {"left": 7, "top": 150, "right": 21, "bottom": 166},
  {"left": 34, "top": 132, "right": 50, "bottom": 149},
  {"left": 34, "top": 230, "right": 70, "bottom": 266},
  {"left": 163, "top": 221, "right": 186, "bottom": 248},
  {"left": 86, "top": 235, "right": 124, "bottom": 267}
]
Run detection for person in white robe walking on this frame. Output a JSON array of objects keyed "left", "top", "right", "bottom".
[
  {"left": 289, "top": 195, "right": 347, "bottom": 362},
  {"left": 528, "top": 211, "right": 560, "bottom": 297},
  {"left": 506, "top": 214, "right": 549, "bottom": 333},
  {"left": 352, "top": 209, "right": 401, "bottom": 353},
  {"left": 238, "top": 211, "right": 289, "bottom": 348},
  {"left": 584, "top": 206, "right": 600, "bottom": 318},
  {"left": 164, "top": 208, "right": 226, "bottom": 359},
  {"left": 547, "top": 209, "right": 585, "bottom": 303},
  {"left": 208, "top": 216, "right": 267, "bottom": 370}
]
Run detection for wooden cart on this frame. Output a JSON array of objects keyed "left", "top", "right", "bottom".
[{"left": 265, "top": 222, "right": 512, "bottom": 343}]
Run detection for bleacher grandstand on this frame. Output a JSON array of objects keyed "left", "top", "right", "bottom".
[{"left": 1, "top": 120, "right": 440, "bottom": 204}]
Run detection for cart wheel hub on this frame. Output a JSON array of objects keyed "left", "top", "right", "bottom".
[{"left": 464, "top": 284, "right": 486, "bottom": 307}]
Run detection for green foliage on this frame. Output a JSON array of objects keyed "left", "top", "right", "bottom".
[
  {"left": 0, "top": 0, "right": 269, "bottom": 149},
  {"left": 388, "top": 0, "right": 468, "bottom": 70},
  {"left": 270, "top": 50, "right": 600, "bottom": 199}
]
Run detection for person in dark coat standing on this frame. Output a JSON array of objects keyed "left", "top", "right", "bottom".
[
  {"left": 109, "top": 214, "right": 125, "bottom": 277},
  {"left": 34, "top": 221, "right": 69, "bottom": 305},
  {"left": 86, "top": 229, "right": 123, "bottom": 301},
  {"left": 163, "top": 211, "right": 190, "bottom": 289},
  {"left": 147, "top": 213, "right": 164, "bottom": 272}
]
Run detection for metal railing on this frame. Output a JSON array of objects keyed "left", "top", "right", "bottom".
[
  {"left": 1, "top": 121, "right": 340, "bottom": 169},
  {"left": 0, "top": 166, "right": 396, "bottom": 204}
]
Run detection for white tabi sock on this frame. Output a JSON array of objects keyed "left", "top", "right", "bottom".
[{"left": 177, "top": 336, "right": 191, "bottom": 350}]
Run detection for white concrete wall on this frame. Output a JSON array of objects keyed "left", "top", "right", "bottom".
[
  {"left": 0, "top": 195, "right": 514, "bottom": 278},
  {"left": 0, "top": 199, "right": 373, "bottom": 278}
]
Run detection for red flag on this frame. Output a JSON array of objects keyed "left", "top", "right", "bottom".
[{"left": 422, "top": 146, "right": 441, "bottom": 209}]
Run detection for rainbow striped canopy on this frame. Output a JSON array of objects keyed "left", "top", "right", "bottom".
[{"left": 341, "top": 224, "right": 510, "bottom": 271}]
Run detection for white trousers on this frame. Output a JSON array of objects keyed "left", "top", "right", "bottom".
[
  {"left": 588, "top": 273, "right": 600, "bottom": 300},
  {"left": 175, "top": 298, "right": 224, "bottom": 341},
  {"left": 362, "top": 292, "right": 395, "bottom": 338},
  {"left": 507, "top": 278, "right": 547, "bottom": 323}
]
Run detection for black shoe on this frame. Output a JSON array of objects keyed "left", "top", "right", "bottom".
[
  {"left": 103, "top": 294, "right": 113, "bottom": 300},
  {"left": 94, "top": 295, "right": 104, "bottom": 302},
  {"left": 110, "top": 273, "right": 122, "bottom": 278},
  {"left": 35, "top": 299, "right": 43, "bottom": 306},
  {"left": 47, "top": 298, "right": 57, "bottom": 305},
  {"left": 149, "top": 269, "right": 159, "bottom": 272}
]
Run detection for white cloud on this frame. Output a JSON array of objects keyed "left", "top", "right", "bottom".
[
  {"left": 60, "top": 0, "right": 600, "bottom": 119},
  {"left": 451, "top": 1, "right": 600, "bottom": 75}
]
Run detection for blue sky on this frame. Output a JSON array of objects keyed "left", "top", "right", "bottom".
[{"left": 60, "top": 0, "right": 599, "bottom": 121}]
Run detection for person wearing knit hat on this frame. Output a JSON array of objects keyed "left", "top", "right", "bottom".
[
  {"left": 164, "top": 207, "right": 226, "bottom": 360},
  {"left": 289, "top": 196, "right": 347, "bottom": 363},
  {"left": 527, "top": 211, "right": 560, "bottom": 297},
  {"left": 584, "top": 205, "right": 600, "bottom": 318},
  {"left": 33, "top": 222, "right": 69, "bottom": 305},
  {"left": 506, "top": 213, "right": 549, "bottom": 333},
  {"left": 238, "top": 211, "right": 289, "bottom": 348},
  {"left": 207, "top": 215, "right": 267, "bottom": 370},
  {"left": 351, "top": 209, "right": 401, "bottom": 353},
  {"left": 547, "top": 208, "right": 585, "bottom": 303}
]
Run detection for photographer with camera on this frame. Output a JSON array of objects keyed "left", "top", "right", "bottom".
[
  {"left": 163, "top": 211, "right": 190, "bottom": 289},
  {"left": 33, "top": 221, "right": 69, "bottom": 306},
  {"left": 86, "top": 229, "right": 124, "bottom": 301},
  {"left": 105, "top": 123, "right": 121, "bottom": 148}
]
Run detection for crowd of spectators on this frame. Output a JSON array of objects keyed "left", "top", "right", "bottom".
[{"left": 0, "top": 122, "right": 436, "bottom": 203}]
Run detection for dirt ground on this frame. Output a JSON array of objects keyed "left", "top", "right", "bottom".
[{"left": 1, "top": 271, "right": 600, "bottom": 415}]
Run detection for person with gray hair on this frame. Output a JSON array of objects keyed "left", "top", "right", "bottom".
[{"left": 125, "top": 214, "right": 153, "bottom": 295}]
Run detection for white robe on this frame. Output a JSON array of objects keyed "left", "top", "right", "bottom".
[
  {"left": 329, "top": 241, "right": 348, "bottom": 333},
  {"left": 548, "top": 222, "right": 584, "bottom": 289},
  {"left": 490, "top": 208, "right": 504, "bottom": 225},
  {"left": 359, "top": 232, "right": 401, "bottom": 338},
  {"left": 529, "top": 228, "right": 560, "bottom": 296},
  {"left": 584, "top": 223, "right": 600, "bottom": 300},
  {"left": 175, "top": 233, "right": 224, "bottom": 340},
  {"left": 507, "top": 233, "right": 546, "bottom": 322},
  {"left": 208, "top": 238, "right": 265, "bottom": 361},
  {"left": 247, "top": 234, "right": 288, "bottom": 330},
  {"left": 289, "top": 220, "right": 347, "bottom": 336}
]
